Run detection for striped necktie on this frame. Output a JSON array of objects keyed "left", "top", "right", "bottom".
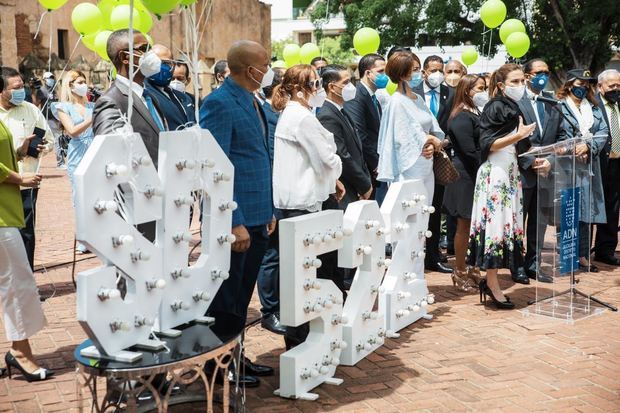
[{"left": 609, "top": 102, "right": 620, "bottom": 157}]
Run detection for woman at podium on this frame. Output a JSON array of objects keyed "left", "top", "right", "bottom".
[
  {"left": 556, "top": 69, "right": 609, "bottom": 273},
  {"left": 467, "top": 63, "right": 536, "bottom": 309}
]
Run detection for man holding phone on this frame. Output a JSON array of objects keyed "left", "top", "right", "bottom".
[{"left": 0, "top": 67, "right": 54, "bottom": 270}]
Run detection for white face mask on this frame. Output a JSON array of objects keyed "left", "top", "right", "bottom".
[
  {"left": 169, "top": 79, "right": 186, "bottom": 93},
  {"left": 250, "top": 66, "right": 275, "bottom": 89},
  {"left": 72, "top": 83, "right": 89, "bottom": 97},
  {"left": 472, "top": 91, "right": 489, "bottom": 109},
  {"left": 337, "top": 83, "right": 357, "bottom": 102},
  {"left": 503, "top": 85, "right": 526, "bottom": 101},
  {"left": 308, "top": 88, "right": 327, "bottom": 108},
  {"left": 138, "top": 50, "right": 162, "bottom": 78},
  {"left": 427, "top": 71, "right": 445, "bottom": 88}
]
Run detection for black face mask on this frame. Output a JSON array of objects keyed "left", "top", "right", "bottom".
[{"left": 604, "top": 89, "right": 620, "bottom": 105}]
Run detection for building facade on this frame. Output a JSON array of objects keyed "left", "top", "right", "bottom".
[{"left": 263, "top": 0, "right": 345, "bottom": 43}]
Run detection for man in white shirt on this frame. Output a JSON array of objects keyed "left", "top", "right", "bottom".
[{"left": 0, "top": 67, "right": 54, "bottom": 270}]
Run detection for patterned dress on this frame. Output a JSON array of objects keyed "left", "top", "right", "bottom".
[{"left": 467, "top": 139, "right": 525, "bottom": 271}]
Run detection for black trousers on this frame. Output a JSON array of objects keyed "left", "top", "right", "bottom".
[
  {"left": 594, "top": 158, "right": 620, "bottom": 259},
  {"left": 425, "top": 182, "right": 444, "bottom": 265},
  {"left": 522, "top": 186, "right": 547, "bottom": 272},
  {"left": 19, "top": 188, "right": 39, "bottom": 271}
]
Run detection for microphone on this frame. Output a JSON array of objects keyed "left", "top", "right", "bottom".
[{"left": 531, "top": 94, "right": 561, "bottom": 105}]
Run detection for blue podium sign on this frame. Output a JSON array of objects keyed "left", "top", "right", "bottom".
[{"left": 559, "top": 187, "right": 580, "bottom": 275}]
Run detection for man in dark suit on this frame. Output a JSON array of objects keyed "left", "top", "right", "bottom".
[
  {"left": 319, "top": 64, "right": 372, "bottom": 209},
  {"left": 593, "top": 69, "right": 620, "bottom": 265},
  {"left": 93, "top": 29, "right": 167, "bottom": 242},
  {"left": 172, "top": 60, "right": 199, "bottom": 106},
  {"left": 144, "top": 44, "right": 196, "bottom": 131},
  {"left": 344, "top": 53, "right": 387, "bottom": 203},
  {"left": 515, "top": 58, "right": 562, "bottom": 283},
  {"left": 412, "top": 55, "right": 454, "bottom": 273},
  {"left": 200, "top": 40, "right": 276, "bottom": 386}
]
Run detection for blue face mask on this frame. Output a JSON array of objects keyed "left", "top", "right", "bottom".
[
  {"left": 149, "top": 63, "right": 174, "bottom": 87},
  {"left": 9, "top": 88, "right": 26, "bottom": 105},
  {"left": 571, "top": 86, "right": 588, "bottom": 100},
  {"left": 530, "top": 73, "right": 549, "bottom": 90},
  {"left": 45, "top": 79, "right": 55, "bottom": 88},
  {"left": 408, "top": 72, "right": 423, "bottom": 89},
  {"left": 373, "top": 73, "right": 389, "bottom": 89}
]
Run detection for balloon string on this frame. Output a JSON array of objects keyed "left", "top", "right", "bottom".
[
  {"left": 486, "top": 29, "right": 493, "bottom": 73},
  {"left": 41, "top": 35, "right": 83, "bottom": 111},
  {"left": 319, "top": 0, "right": 331, "bottom": 60},
  {"left": 48, "top": 12, "right": 53, "bottom": 73},
  {"left": 127, "top": 0, "right": 135, "bottom": 126},
  {"left": 33, "top": 10, "right": 48, "bottom": 40}
]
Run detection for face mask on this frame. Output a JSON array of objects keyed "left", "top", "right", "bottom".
[
  {"left": 427, "top": 71, "right": 445, "bottom": 88},
  {"left": 530, "top": 73, "right": 549, "bottom": 91},
  {"left": 138, "top": 50, "right": 162, "bottom": 78},
  {"left": 308, "top": 88, "right": 327, "bottom": 108},
  {"left": 336, "top": 83, "right": 357, "bottom": 102},
  {"left": 9, "top": 88, "right": 26, "bottom": 105},
  {"left": 603, "top": 89, "right": 620, "bottom": 105},
  {"left": 372, "top": 72, "right": 389, "bottom": 89},
  {"left": 45, "top": 79, "right": 55, "bottom": 88},
  {"left": 149, "top": 62, "right": 174, "bottom": 87},
  {"left": 250, "top": 66, "right": 275, "bottom": 89},
  {"left": 72, "top": 83, "right": 88, "bottom": 97},
  {"left": 445, "top": 74, "right": 461, "bottom": 88},
  {"left": 408, "top": 72, "right": 423, "bottom": 89},
  {"left": 170, "top": 79, "right": 186, "bottom": 93},
  {"left": 571, "top": 86, "right": 588, "bottom": 100},
  {"left": 503, "top": 85, "right": 525, "bottom": 101},
  {"left": 472, "top": 91, "right": 489, "bottom": 108}
]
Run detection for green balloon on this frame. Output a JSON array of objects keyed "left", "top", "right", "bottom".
[
  {"left": 141, "top": 0, "right": 179, "bottom": 17},
  {"left": 386, "top": 80, "right": 398, "bottom": 96},
  {"left": 136, "top": 7, "right": 153, "bottom": 33},
  {"left": 505, "top": 32, "right": 530, "bottom": 58},
  {"left": 300, "top": 43, "right": 320, "bottom": 65},
  {"left": 353, "top": 27, "right": 380, "bottom": 55},
  {"left": 94, "top": 30, "right": 113, "bottom": 61},
  {"left": 282, "top": 44, "right": 301, "bottom": 65},
  {"left": 499, "top": 19, "right": 526, "bottom": 44},
  {"left": 179, "top": 0, "right": 197, "bottom": 6},
  {"left": 72, "top": 3, "right": 104, "bottom": 36},
  {"left": 98, "top": 0, "right": 118, "bottom": 30},
  {"left": 272, "top": 60, "right": 286, "bottom": 69},
  {"left": 38, "top": 0, "right": 68, "bottom": 10},
  {"left": 82, "top": 31, "right": 99, "bottom": 51},
  {"left": 461, "top": 47, "right": 479, "bottom": 66},
  {"left": 110, "top": 5, "right": 142, "bottom": 31},
  {"left": 480, "top": 0, "right": 506, "bottom": 29}
]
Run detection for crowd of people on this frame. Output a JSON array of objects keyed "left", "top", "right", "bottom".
[{"left": 0, "top": 28, "right": 619, "bottom": 386}]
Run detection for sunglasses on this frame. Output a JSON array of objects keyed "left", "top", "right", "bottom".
[
  {"left": 307, "top": 78, "right": 323, "bottom": 90},
  {"left": 531, "top": 70, "right": 550, "bottom": 76}
]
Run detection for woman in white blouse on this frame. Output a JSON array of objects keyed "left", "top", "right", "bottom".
[{"left": 272, "top": 64, "right": 343, "bottom": 214}]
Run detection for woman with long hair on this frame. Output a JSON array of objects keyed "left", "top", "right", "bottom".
[
  {"left": 376, "top": 51, "right": 444, "bottom": 198},
  {"left": 443, "top": 74, "right": 488, "bottom": 291},
  {"left": 556, "top": 69, "right": 609, "bottom": 272},
  {"left": 467, "top": 63, "right": 536, "bottom": 309}
]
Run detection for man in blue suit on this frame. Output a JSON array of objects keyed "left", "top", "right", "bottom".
[
  {"left": 200, "top": 40, "right": 276, "bottom": 387},
  {"left": 144, "top": 44, "right": 196, "bottom": 130}
]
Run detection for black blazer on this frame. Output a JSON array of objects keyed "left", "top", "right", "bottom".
[
  {"left": 596, "top": 93, "right": 613, "bottom": 171},
  {"left": 413, "top": 82, "right": 454, "bottom": 135},
  {"left": 516, "top": 91, "right": 563, "bottom": 188},
  {"left": 93, "top": 79, "right": 167, "bottom": 169},
  {"left": 318, "top": 100, "right": 372, "bottom": 208},
  {"left": 343, "top": 82, "right": 382, "bottom": 175},
  {"left": 144, "top": 79, "right": 196, "bottom": 131}
]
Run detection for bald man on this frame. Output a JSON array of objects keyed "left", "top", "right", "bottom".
[
  {"left": 143, "top": 44, "right": 196, "bottom": 130},
  {"left": 199, "top": 40, "right": 275, "bottom": 386},
  {"left": 444, "top": 59, "right": 467, "bottom": 88}
]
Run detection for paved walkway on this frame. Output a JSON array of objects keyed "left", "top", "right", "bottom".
[{"left": 0, "top": 155, "right": 619, "bottom": 412}]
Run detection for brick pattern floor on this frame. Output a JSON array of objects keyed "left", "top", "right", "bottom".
[{"left": 0, "top": 155, "right": 619, "bottom": 413}]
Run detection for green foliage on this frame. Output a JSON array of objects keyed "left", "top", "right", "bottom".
[{"left": 271, "top": 37, "right": 294, "bottom": 61}]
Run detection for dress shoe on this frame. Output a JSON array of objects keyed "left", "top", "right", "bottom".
[
  {"left": 439, "top": 252, "right": 448, "bottom": 263},
  {"left": 526, "top": 268, "right": 553, "bottom": 283},
  {"left": 426, "top": 261, "right": 452, "bottom": 273},
  {"left": 261, "top": 313, "right": 286, "bottom": 335},
  {"left": 242, "top": 357, "right": 274, "bottom": 377},
  {"left": 593, "top": 255, "right": 620, "bottom": 266},
  {"left": 579, "top": 263, "right": 599, "bottom": 273},
  {"left": 5, "top": 352, "right": 54, "bottom": 382},
  {"left": 511, "top": 268, "right": 530, "bottom": 285},
  {"left": 479, "top": 280, "right": 515, "bottom": 309},
  {"left": 215, "top": 369, "right": 261, "bottom": 388},
  {"left": 447, "top": 246, "right": 455, "bottom": 256}
]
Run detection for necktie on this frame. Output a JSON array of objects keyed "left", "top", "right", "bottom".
[
  {"left": 536, "top": 100, "right": 546, "bottom": 127},
  {"left": 253, "top": 98, "right": 268, "bottom": 146},
  {"left": 609, "top": 103, "right": 620, "bottom": 156},
  {"left": 430, "top": 89, "right": 439, "bottom": 118},
  {"left": 371, "top": 94, "right": 381, "bottom": 118},
  {"left": 143, "top": 94, "right": 164, "bottom": 132}
]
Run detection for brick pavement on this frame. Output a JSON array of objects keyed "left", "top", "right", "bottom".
[{"left": 1, "top": 155, "right": 619, "bottom": 413}]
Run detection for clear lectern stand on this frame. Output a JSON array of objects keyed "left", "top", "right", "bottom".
[{"left": 520, "top": 137, "right": 617, "bottom": 323}]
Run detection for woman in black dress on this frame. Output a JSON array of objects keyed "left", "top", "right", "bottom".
[{"left": 443, "top": 74, "right": 488, "bottom": 292}]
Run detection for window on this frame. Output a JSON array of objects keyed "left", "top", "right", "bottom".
[
  {"left": 298, "top": 32, "right": 312, "bottom": 45},
  {"left": 57, "top": 29, "right": 69, "bottom": 60}
]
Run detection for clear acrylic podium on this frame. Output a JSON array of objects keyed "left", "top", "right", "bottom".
[{"left": 520, "top": 137, "right": 617, "bottom": 322}]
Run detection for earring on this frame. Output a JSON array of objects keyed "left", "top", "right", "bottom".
[{"left": 296, "top": 91, "right": 304, "bottom": 99}]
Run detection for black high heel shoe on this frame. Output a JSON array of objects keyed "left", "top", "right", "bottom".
[
  {"left": 478, "top": 280, "right": 515, "bottom": 309},
  {"left": 5, "top": 352, "right": 54, "bottom": 382}
]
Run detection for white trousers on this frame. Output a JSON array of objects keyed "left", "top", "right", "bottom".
[
  {"left": 400, "top": 156, "right": 435, "bottom": 200},
  {"left": 0, "top": 227, "right": 47, "bottom": 341}
]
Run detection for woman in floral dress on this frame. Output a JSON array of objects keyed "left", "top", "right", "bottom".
[{"left": 467, "top": 63, "right": 536, "bottom": 309}]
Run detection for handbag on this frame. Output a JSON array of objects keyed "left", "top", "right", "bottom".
[{"left": 433, "top": 149, "right": 460, "bottom": 185}]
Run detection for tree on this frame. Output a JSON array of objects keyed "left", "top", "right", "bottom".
[{"left": 310, "top": 0, "right": 620, "bottom": 78}]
